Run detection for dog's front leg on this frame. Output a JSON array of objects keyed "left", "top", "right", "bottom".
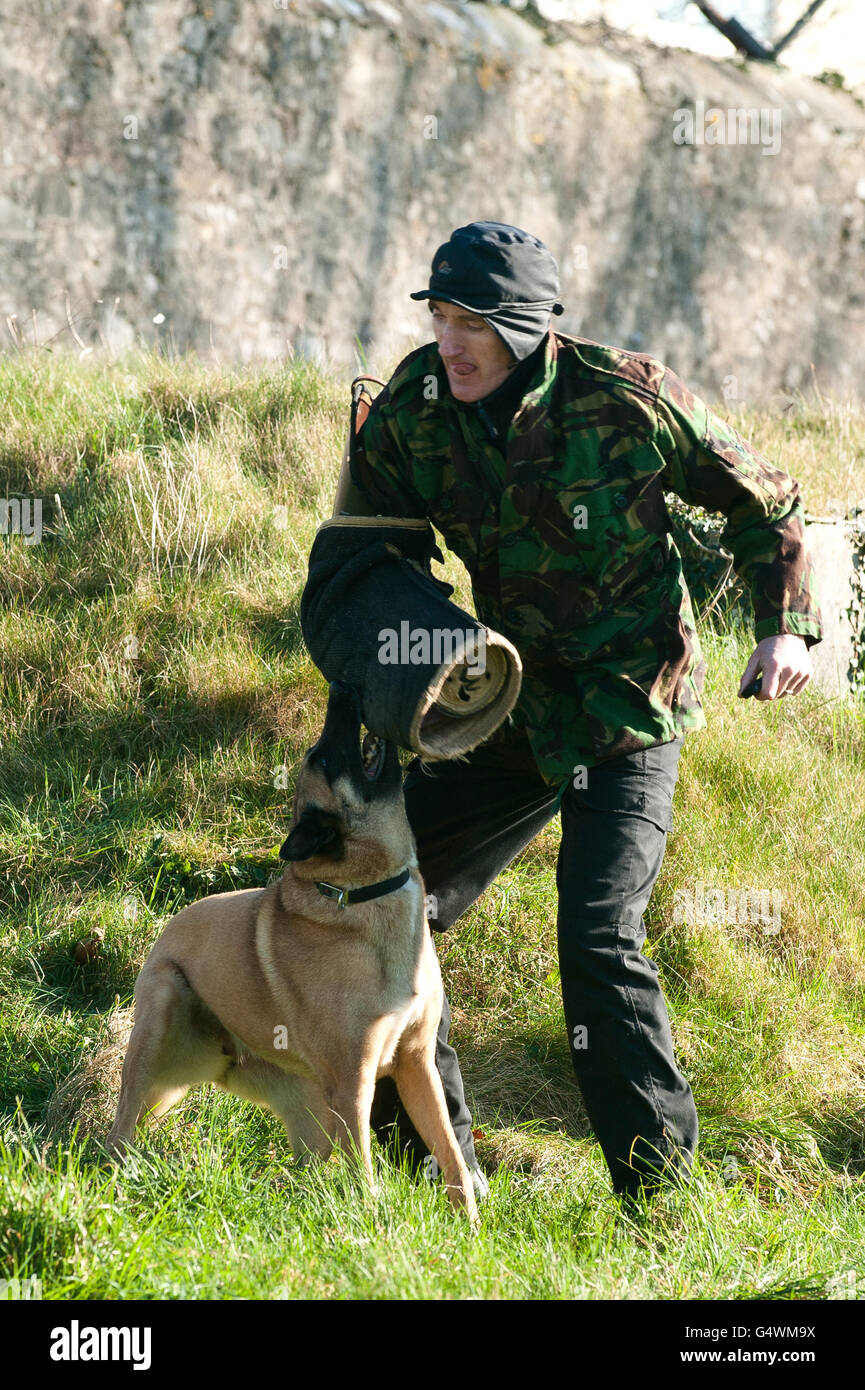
[
  {"left": 327, "top": 1068, "right": 378, "bottom": 1193},
  {"left": 326, "top": 1018, "right": 407, "bottom": 1192},
  {"left": 392, "top": 1047, "right": 480, "bottom": 1226}
]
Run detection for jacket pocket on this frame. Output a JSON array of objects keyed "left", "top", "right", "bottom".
[{"left": 570, "top": 490, "right": 665, "bottom": 604}]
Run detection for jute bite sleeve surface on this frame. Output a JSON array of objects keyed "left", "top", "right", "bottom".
[{"left": 300, "top": 516, "right": 522, "bottom": 760}]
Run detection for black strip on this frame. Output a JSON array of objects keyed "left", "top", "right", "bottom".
[{"left": 316, "top": 867, "right": 411, "bottom": 907}]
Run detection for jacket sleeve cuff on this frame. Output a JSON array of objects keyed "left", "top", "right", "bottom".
[{"left": 754, "top": 613, "right": 824, "bottom": 647}]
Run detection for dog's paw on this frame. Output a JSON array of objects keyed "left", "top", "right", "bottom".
[{"left": 104, "top": 1130, "right": 132, "bottom": 1161}]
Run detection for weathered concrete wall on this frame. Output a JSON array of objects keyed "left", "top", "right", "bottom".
[
  {"left": 806, "top": 520, "right": 864, "bottom": 697},
  {"left": 1, "top": 0, "right": 864, "bottom": 401}
]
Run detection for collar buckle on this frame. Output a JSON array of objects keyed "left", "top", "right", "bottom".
[{"left": 317, "top": 881, "right": 348, "bottom": 909}]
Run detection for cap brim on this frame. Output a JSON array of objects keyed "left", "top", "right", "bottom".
[
  {"left": 411, "top": 290, "right": 564, "bottom": 314},
  {"left": 409, "top": 290, "right": 495, "bottom": 313}
]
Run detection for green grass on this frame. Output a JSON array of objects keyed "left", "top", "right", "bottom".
[{"left": 1, "top": 345, "right": 864, "bottom": 1300}]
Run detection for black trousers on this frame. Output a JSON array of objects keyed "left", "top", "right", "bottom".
[{"left": 370, "top": 723, "right": 699, "bottom": 1198}]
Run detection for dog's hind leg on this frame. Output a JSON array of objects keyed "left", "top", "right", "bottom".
[
  {"left": 107, "top": 961, "right": 231, "bottom": 1155},
  {"left": 107, "top": 1019, "right": 165, "bottom": 1155},
  {"left": 391, "top": 1044, "right": 479, "bottom": 1225}
]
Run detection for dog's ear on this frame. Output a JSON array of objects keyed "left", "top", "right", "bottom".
[{"left": 279, "top": 808, "right": 343, "bottom": 862}]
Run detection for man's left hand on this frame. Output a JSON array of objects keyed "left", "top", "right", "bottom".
[{"left": 738, "top": 634, "right": 813, "bottom": 701}]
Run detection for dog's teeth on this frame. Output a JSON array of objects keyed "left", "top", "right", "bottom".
[{"left": 361, "top": 733, "right": 383, "bottom": 777}]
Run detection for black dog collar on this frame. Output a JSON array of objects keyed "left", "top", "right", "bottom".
[{"left": 316, "top": 867, "right": 411, "bottom": 911}]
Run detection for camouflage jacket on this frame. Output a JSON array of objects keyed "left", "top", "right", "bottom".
[{"left": 348, "top": 330, "right": 823, "bottom": 793}]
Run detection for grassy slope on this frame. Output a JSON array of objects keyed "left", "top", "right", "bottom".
[{"left": 0, "top": 347, "right": 863, "bottom": 1300}]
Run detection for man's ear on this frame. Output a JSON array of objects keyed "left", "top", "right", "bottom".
[{"left": 279, "top": 808, "right": 343, "bottom": 862}]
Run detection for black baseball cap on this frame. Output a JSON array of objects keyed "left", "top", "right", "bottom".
[{"left": 410, "top": 221, "right": 565, "bottom": 361}]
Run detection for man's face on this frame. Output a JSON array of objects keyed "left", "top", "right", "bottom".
[{"left": 428, "top": 300, "right": 516, "bottom": 403}]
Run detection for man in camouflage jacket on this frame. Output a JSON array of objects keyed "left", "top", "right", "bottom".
[{"left": 323, "top": 222, "right": 822, "bottom": 1204}]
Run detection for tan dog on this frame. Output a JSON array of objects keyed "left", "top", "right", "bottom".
[{"left": 107, "top": 681, "right": 478, "bottom": 1223}]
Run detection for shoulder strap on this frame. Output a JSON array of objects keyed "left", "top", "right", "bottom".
[
  {"left": 350, "top": 375, "right": 386, "bottom": 438},
  {"left": 346, "top": 376, "right": 387, "bottom": 491}
]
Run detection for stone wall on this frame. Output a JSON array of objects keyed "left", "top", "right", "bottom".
[
  {"left": 1, "top": 0, "right": 864, "bottom": 401},
  {"left": 666, "top": 498, "right": 865, "bottom": 699}
]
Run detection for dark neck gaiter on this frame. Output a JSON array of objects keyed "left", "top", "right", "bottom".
[{"left": 450, "top": 336, "right": 549, "bottom": 456}]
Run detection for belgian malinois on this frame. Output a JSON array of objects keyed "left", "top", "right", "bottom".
[{"left": 107, "top": 681, "right": 478, "bottom": 1223}]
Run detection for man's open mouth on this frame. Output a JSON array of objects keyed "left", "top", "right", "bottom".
[{"left": 361, "top": 730, "right": 385, "bottom": 781}]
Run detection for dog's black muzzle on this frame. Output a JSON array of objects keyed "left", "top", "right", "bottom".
[{"left": 304, "top": 681, "right": 402, "bottom": 802}]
